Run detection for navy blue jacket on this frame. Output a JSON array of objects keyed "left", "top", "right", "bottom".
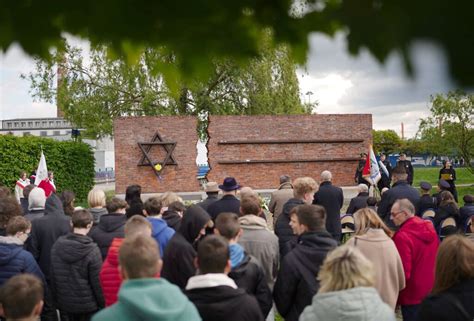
[
  {"left": 377, "top": 180, "right": 420, "bottom": 226},
  {"left": 0, "top": 237, "right": 45, "bottom": 286},
  {"left": 147, "top": 217, "right": 175, "bottom": 257},
  {"left": 313, "top": 181, "right": 344, "bottom": 241},
  {"left": 207, "top": 195, "right": 240, "bottom": 221},
  {"left": 275, "top": 198, "right": 305, "bottom": 259}
]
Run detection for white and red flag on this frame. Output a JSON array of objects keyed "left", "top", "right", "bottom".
[
  {"left": 362, "top": 145, "right": 381, "bottom": 185},
  {"left": 35, "top": 151, "right": 55, "bottom": 197}
]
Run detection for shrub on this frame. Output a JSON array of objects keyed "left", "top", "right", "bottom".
[{"left": 0, "top": 135, "right": 95, "bottom": 202}]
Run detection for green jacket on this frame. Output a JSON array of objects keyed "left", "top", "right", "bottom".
[{"left": 92, "top": 278, "right": 201, "bottom": 321}]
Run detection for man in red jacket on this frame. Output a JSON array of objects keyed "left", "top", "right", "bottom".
[{"left": 391, "top": 198, "right": 439, "bottom": 321}]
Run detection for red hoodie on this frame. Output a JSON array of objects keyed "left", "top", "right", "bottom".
[
  {"left": 99, "top": 238, "right": 124, "bottom": 306},
  {"left": 393, "top": 216, "right": 439, "bottom": 305}
]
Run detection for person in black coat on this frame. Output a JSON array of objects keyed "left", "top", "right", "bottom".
[
  {"left": 418, "top": 181, "right": 437, "bottom": 216},
  {"left": 26, "top": 193, "right": 70, "bottom": 282},
  {"left": 397, "top": 153, "right": 414, "bottom": 185},
  {"left": 88, "top": 197, "right": 127, "bottom": 259},
  {"left": 275, "top": 177, "right": 317, "bottom": 259},
  {"left": 434, "top": 191, "right": 461, "bottom": 230},
  {"left": 439, "top": 160, "right": 458, "bottom": 202},
  {"left": 346, "top": 184, "right": 369, "bottom": 214},
  {"left": 207, "top": 177, "right": 241, "bottom": 221},
  {"left": 185, "top": 235, "right": 264, "bottom": 321},
  {"left": 273, "top": 204, "right": 337, "bottom": 321},
  {"left": 377, "top": 166, "right": 420, "bottom": 226},
  {"left": 124, "top": 184, "right": 144, "bottom": 218},
  {"left": 377, "top": 153, "right": 393, "bottom": 190},
  {"left": 417, "top": 235, "right": 474, "bottom": 321},
  {"left": 313, "top": 171, "right": 344, "bottom": 241},
  {"left": 50, "top": 209, "right": 104, "bottom": 320},
  {"left": 162, "top": 201, "right": 185, "bottom": 231},
  {"left": 162, "top": 205, "right": 212, "bottom": 289},
  {"left": 460, "top": 195, "right": 474, "bottom": 230},
  {"left": 354, "top": 153, "right": 369, "bottom": 186},
  {"left": 215, "top": 213, "right": 272, "bottom": 317}
]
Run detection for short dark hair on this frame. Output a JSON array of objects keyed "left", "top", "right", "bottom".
[
  {"left": 106, "top": 198, "right": 128, "bottom": 213},
  {"left": 215, "top": 212, "right": 240, "bottom": 240},
  {"left": 119, "top": 234, "right": 160, "bottom": 279},
  {"left": 366, "top": 197, "right": 377, "bottom": 206},
  {"left": 392, "top": 166, "right": 407, "bottom": 175},
  {"left": 279, "top": 175, "right": 291, "bottom": 184},
  {"left": 197, "top": 235, "right": 229, "bottom": 274},
  {"left": 23, "top": 184, "right": 36, "bottom": 199},
  {"left": 240, "top": 195, "right": 261, "bottom": 216},
  {"left": 125, "top": 185, "right": 142, "bottom": 204},
  {"left": 168, "top": 201, "right": 186, "bottom": 212},
  {"left": 71, "top": 209, "right": 93, "bottom": 228},
  {"left": 0, "top": 274, "right": 43, "bottom": 319},
  {"left": 144, "top": 197, "right": 162, "bottom": 216},
  {"left": 124, "top": 215, "right": 152, "bottom": 237},
  {"left": 291, "top": 204, "right": 326, "bottom": 231},
  {"left": 6, "top": 216, "right": 31, "bottom": 236},
  {"left": 463, "top": 194, "right": 473, "bottom": 204},
  {"left": 0, "top": 196, "right": 22, "bottom": 229}
]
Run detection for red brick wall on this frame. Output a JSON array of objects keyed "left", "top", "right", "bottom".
[
  {"left": 114, "top": 116, "right": 199, "bottom": 194},
  {"left": 207, "top": 115, "right": 372, "bottom": 188}
]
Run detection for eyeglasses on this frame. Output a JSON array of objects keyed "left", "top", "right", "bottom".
[{"left": 390, "top": 210, "right": 404, "bottom": 217}]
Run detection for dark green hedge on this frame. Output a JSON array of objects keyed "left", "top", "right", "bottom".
[{"left": 0, "top": 135, "right": 95, "bottom": 201}]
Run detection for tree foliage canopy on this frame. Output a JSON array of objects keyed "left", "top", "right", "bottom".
[
  {"left": 418, "top": 91, "right": 474, "bottom": 173},
  {"left": 372, "top": 129, "right": 401, "bottom": 155},
  {"left": 24, "top": 37, "right": 310, "bottom": 138},
  {"left": 2, "top": 0, "right": 473, "bottom": 86}
]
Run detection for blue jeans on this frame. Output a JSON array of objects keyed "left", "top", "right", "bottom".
[{"left": 401, "top": 304, "right": 420, "bottom": 321}]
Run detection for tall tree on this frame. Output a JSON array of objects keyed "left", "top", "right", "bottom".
[
  {"left": 372, "top": 129, "right": 401, "bottom": 155},
  {"left": 418, "top": 91, "right": 474, "bottom": 173},
  {"left": 24, "top": 38, "right": 309, "bottom": 139}
]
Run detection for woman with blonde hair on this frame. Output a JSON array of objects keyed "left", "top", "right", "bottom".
[
  {"left": 417, "top": 235, "right": 474, "bottom": 321},
  {"left": 345, "top": 208, "right": 405, "bottom": 309},
  {"left": 300, "top": 245, "right": 395, "bottom": 321},
  {"left": 87, "top": 188, "right": 107, "bottom": 224}
]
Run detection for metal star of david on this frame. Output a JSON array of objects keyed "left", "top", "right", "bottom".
[{"left": 137, "top": 132, "right": 177, "bottom": 177}]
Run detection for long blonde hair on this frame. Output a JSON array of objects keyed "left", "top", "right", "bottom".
[
  {"left": 318, "top": 245, "right": 375, "bottom": 293},
  {"left": 353, "top": 208, "right": 393, "bottom": 237}
]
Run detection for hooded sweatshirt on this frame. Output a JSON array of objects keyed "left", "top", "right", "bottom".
[
  {"left": 162, "top": 205, "right": 211, "bottom": 289},
  {"left": 147, "top": 217, "right": 175, "bottom": 256},
  {"left": 50, "top": 233, "right": 105, "bottom": 313},
  {"left": 26, "top": 193, "right": 70, "bottom": 280},
  {"left": 0, "top": 236, "right": 45, "bottom": 285},
  {"left": 299, "top": 287, "right": 396, "bottom": 321},
  {"left": 92, "top": 278, "right": 201, "bottom": 321},
  {"left": 274, "top": 230, "right": 337, "bottom": 321},
  {"left": 89, "top": 213, "right": 127, "bottom": 259},
  {"left": 89, "top": 207, "right": 108, "bottom": 225},
  {"left": 393, "top": 216, "right": 439, "bottom": 305}
]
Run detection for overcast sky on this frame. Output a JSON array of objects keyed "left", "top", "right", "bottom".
[{"left": 0, "top": 32, "right": 457, "bottom": 137}]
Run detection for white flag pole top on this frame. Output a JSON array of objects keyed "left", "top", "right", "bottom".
[{"left": 34, "top": 151, "right": 48, "bottom": 185}]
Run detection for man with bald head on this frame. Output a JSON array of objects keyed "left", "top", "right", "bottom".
[
  {"left": 312, "top": 170, "right": 343, "bottom": 242},
  {"left": 391, "top": 199, "right": 438, "bottom": 321}
]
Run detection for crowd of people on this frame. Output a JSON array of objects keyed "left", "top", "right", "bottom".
[{"left": 0, "top": 164, "right": 473, "bottom": 321}]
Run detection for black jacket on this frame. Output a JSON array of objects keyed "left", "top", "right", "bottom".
[
  {"left": 273, "top": 231, "right": 337, "bottom": 321},
  {"left": 434, "top": 204, "right": 461, "bottom": 229},
  {"left": 275, "top": 198, "right": 305, "bottom": 259},
  {"left": 207, "top": 195, "right": 240, "bottom": 221},
  {"left": 162, "top": 209, "right": 182, "bottom": 231},
  {"left": 313, "top": 181, "right": 344, "bottom": 241},
  {"left": 378, "top": 159, "right": 393, "bottom": 190},
  {"left": 125, "top": 200, "right": 144, "bottom": 219},
  {"left": 419, "top": 194, "right": 437, "bottom": 216},
  {"left": 50, "top": 233, "right": 104, "bottom": 313},
  {"left": 88, "top": 213, "right": 126, "bottom": 259},
  {"left": 198, "top": 195, "right": 219, "bottom": 212},
  {"left": 417, "top": 278, "right": 474, "bottom": 321},
  {"left": 162, "top": 205, "right": 211, "bottom": 289},
  {"left": 186, "top": 285, "right": 264, "bottom": 321},
  {"left": 24, "top": 209, "right": 45, "bottom": 222},
  {"left": 397, "top": 159, "right": 414, "bottom": 184},
  {"left": 346, "top": 192, "right": 369, "bottom": 214},
  {"left": 26, "top": 194, "right": 71, "bottom": 281},
  {"left": 377, "top": 180, "right": 420, "bottom": 225},
  {"left": 460, "top": 203, "right": 474, "bottom": 229},
  {"left": 229, "top": 255, "right": 272, "bottom": 317}
]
